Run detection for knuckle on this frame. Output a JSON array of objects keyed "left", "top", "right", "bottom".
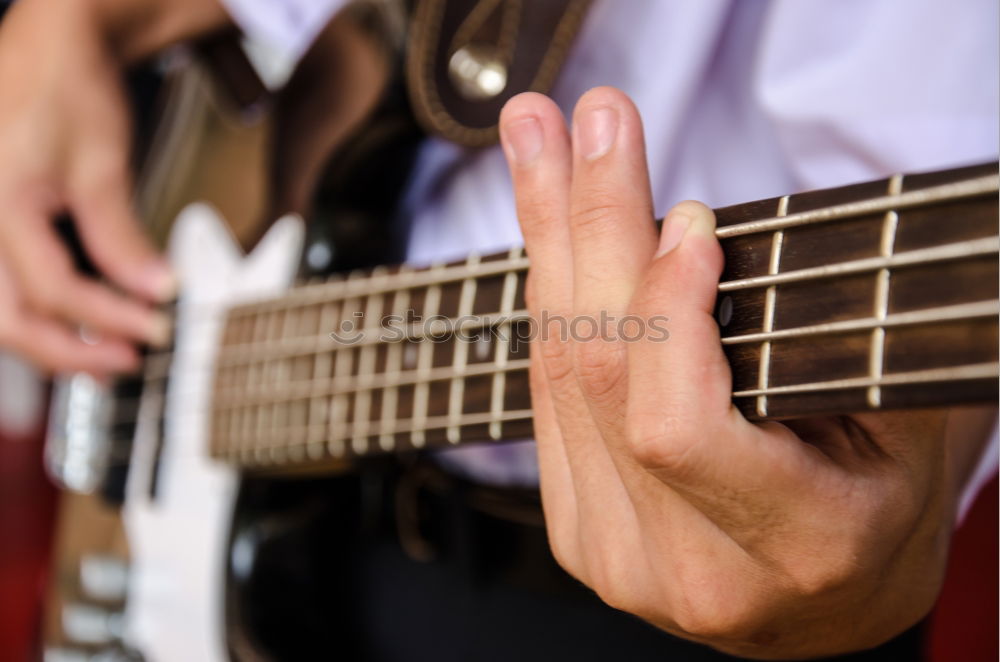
[
  {"left": 546, "top": 532, "right": 583, "bottom": 582},
  {"left": 779, "top": 533, "right": 868, "bottom": 598},
  {"left": 625, "top": 414, "right": 698, "bottom": 472},
  {"left": 572, "top": 340, "right": 626, "bottom": 402},
  {"left": 669, "top": 568, "right": 770, "bottom": 641},
  {"left": 516, "top": 192, "right": 563, "bottom": 235},
  {"left": 537, "top": 337, "right": 575, "bottom": 382},
  {"left": 672, "top": 594, "right": 764, "bottom": 642},
  {"left": 570, "top": 200, "right": 639, "bottom": 237},
  {"left": 582, "top": 544, "right": 635, "bottom": 613},
  {"left": 26, "top": 274, "right": 69, "bottom": 314}
]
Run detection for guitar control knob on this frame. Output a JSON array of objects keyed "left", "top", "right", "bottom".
[
  {"left": 61, "top": 603, "right": 124, "bottom": 646},
  {"left": 79, "top": 555, "right": 129, "bottom": 602}
]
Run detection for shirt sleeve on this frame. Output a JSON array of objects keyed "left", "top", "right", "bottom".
[{"left": 219, "top": 0, "right": 349, "bottom": 64}]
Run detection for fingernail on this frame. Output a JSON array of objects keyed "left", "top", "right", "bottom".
[
  {"left": 576, "top": 106, "right": 618, "bottom": 160},
  {"left": 146, "top": 311, "right": 172, "bottom": 348},
  {"left": 654, "top": 212, "right": 692, "bottom": 258},
  {"left": 501, "top": 116, "right": 543, "bottom": 165},
  {"left": 143, "top": 259, "right": 177, "bottom": 302}
]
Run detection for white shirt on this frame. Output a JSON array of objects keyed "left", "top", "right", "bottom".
[{"left": 220, "top": 0, "right": 999, "bottom": 504}]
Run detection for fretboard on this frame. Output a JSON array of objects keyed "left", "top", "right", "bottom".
[{"left": 205, "top": 162, "right": 1000, "bottom": 469}]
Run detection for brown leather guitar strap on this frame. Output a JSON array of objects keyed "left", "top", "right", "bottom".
[{"left": 407, "top": 0, "right": 593, "bottom": 147}]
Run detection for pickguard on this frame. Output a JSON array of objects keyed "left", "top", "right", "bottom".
[{"left": 122, "top": 204, "right": 304, "bottom": 662}]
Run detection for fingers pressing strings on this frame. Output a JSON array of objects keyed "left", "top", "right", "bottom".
[{"left": 501, "top": 92, "right": 641, "bottom": 571}]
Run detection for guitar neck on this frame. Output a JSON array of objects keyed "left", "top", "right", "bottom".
[{"left": 205, "top": 162, "right": 1000, "bottom": 469}]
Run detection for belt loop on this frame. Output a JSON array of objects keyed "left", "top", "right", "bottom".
[{"left": 394, "top": 462, "right": 439, "bottom": 563}]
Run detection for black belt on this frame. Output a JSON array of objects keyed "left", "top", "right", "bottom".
[{"left": 374, "top": 459, "right": 592, "bottom": 602}]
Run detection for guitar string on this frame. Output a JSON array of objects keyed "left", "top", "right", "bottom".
[
  {"left": 98, "top": 175, "right": 1000, "bottom": 431},
  {"left": 140, "top": 232, "right": 999, "bottom": 376},
  {"left": 104, "top": 301, "right": 999, "bottom": 432},
  {"left": 127, "top": 297, "right": 1000, "bottom": 395},
  {"left": 138, "top": 363, "right": 999, "bottom": 466}
]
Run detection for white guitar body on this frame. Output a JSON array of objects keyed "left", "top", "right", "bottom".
[{"left": 122, "top": 204, "right": 304, "bottom": 662}]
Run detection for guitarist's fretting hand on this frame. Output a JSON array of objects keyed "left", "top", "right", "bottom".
[
  {"left": 499, "top": 87, "right": 979, "bottom": 659},
  {"left": 0, "top": 0, "right": 229, "bottom": 375}
]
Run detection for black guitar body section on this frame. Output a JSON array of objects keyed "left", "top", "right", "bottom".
[
  {"left": 225, "top": 471, "right": 365, "bottom": 661},
  {"left": 224, "top": 49, "right": 425, "bottom": 659}
]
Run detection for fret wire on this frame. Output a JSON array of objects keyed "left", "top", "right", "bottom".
[
  {"left": 757, "top": 196, "right": 788, "bottom": 417},
  {"left": 868, "top": 174, "right": 903, "bottom": 408},
  {"left": 491, "top": 247, "right": 523, "bottom": 440},
  {"left": 308, "top": 301, "right": 339, "bottom": 458},
  {"left": 447, "top": 254, "right": 480, "bottom": 443},
  {"left": 411, "top": 264, "right": 444, "bottom": 448},
  {"left": 328, "top": 294, "right": 356, "bottom": 457},
  {"left": 715, "top": 174, "right": 997, "bottom": 239},
  {"left": 249, "top": 310, "right": 273, "bottom": 462},
  {"left": 260, "top": 310, "right": 281, "bottom": 456},
  {"left": 272, "top": 303, "right": 301, "bottom": 464},
  {"left": 718, "top": 235, "right": 998, "bottom": 293},
  {"left": 379, "top": 267, "right": 413, "bottom": 451},
  {"left": 243, "top": 318, "right": 265, "bottom": 457},
  {"left": 722, "top": 299, "right": 999, "bottom": 346},
  {"left": 733, "top": 362, "right": 998, "bottom": 399},
  {"left": 350, "top": 267, "right": 388, "bottom": 455}
]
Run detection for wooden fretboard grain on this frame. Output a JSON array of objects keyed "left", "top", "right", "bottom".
[{"left": 207, "top": 162, "right": 999, "bottom": 469}]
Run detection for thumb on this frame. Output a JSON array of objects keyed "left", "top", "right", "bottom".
[
  {"left": 628, "top": 200, "right": 734, "bottom": 429},
  {"left": 625, "top": 201, "right": 795, "bottom": 487}
]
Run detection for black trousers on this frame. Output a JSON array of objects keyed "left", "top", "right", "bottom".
[{"left": 344, "top": 469, "right": 925, "bottom": 662}]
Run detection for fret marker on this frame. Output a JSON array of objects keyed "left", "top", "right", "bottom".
[
  {"left": 404, "top": 343, "right": 418, "bottom": 369},
  {"left": 716, "top": 296, "right": 733, "bottom": 327},
  {"left": 475, "top": 334, "right": 492, "bottom": 361}
]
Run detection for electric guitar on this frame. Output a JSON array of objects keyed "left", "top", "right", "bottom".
[
  {"left": 112, "top": 158, "right": 999, "bottom": 660},
  {"left": 35, "top": 15, "right": 999, "bottom": 662}
]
